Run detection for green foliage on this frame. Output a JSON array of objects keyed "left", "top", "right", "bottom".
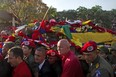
[
  {"left": 48, "top": 7, "right": 57, "bottom": 18},
  {"left": 57, "top": 5, "right": 116, "bottom": 29},
  {"left": 57, "top": 10, "right": 77, "bottom": 20},
  {"left": 0, "top": 1, "right": 115, "bottom": 29},
  {"left": 0, "top": 0, "right": 49, "bottom": 24}
]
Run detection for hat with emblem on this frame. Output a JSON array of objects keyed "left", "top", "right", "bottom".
[
  {"left": 21, "top": 40, "right": 36, "bottom": 48},
  {"left": 81, "top": 41, "right": 97, "bottom": 53},
  {"left": 47, "top": 49, "right": 59, "bottom": 57}
]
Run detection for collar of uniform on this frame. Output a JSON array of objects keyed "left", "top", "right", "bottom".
[
  {"left": 26, "top": 54, "right": 34, "bottom": 61},
  {"left": 92, "top": 55, "right": 100, "bottom": 65}
]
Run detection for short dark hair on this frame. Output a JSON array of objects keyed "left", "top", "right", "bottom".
[
  {"left": 9, "top": 46, "right": 23, "bottom": 59},
  {"left": 36, "top": 47, "right": 46, "bottom": 55},
  {"left": 4, "top": 41, "right": 15, "bottom": 49}
]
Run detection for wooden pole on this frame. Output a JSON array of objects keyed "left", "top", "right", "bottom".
[
  {"left": 12, "top": 17, "right": 15, "bottom": 26},
  {"left": 42, "top": 6, "right": 52, "bottom": 21}
]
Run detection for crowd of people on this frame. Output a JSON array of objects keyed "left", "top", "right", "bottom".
[
  {"left": 0, "top": 19, "right": 116, "bottom": 77},
  {"left": 0, "top": 38, "right": 116, "bottom": 77}
]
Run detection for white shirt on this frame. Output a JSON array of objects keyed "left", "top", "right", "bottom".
[{"left": 39, "top": 60, "right": 45, "bottom": 70}]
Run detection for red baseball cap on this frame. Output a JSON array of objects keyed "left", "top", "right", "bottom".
[{"left": 81, "top": 41, "right": 97, "bottom": 53}]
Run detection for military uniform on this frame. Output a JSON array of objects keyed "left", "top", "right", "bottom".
[
  {"left": 81, "top": 41, "right": 114, "bottom": 77},
  {"left": 87, "top": 55, "right": 114, "bottom": 77}
]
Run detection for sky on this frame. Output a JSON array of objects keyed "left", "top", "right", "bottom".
[{"left": 42, "top": 0, "right": 116, "bottom": 11}]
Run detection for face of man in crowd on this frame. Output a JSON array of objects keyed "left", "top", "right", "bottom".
[
  {"left": 22, "top": 45, "right": 31, "bottom": 56},
  {"left": 8, "top": 52, "right": 18, "bottom": 67},
  {"left": 83, "top": 51, "right": 97, "bottom": 64},
  {"left": 57, "top": 41, "right": 69, "bottom": 55},
  {"left": 47, "top": 56, "right": 57, "bottom": 64},
  {"left": 34, "top": 50, "right": 46, "bottom": 64},
  {"left": 2, "top": 44, "right": 9, "bottom": 56}
]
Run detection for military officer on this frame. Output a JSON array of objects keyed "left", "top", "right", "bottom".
[{"left": 81, "top": 41, "right": 114, "bottom": 77}]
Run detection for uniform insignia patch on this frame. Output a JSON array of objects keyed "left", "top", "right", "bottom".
[
  {"left": 87, "top": 46, "right": 94, "bottom": 51},
  {"left": 94, "top": 70, "right": 101, "bottom": 77}
]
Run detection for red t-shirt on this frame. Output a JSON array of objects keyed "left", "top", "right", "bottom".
[
  {"left": 61, "top": 51, "right": 84, "bottom": 77},
  {"left": 12, "top": 61, "right": 32, "bottom": 77}
]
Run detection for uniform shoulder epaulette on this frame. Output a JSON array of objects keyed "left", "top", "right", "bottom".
[{"left": 95, "top": 63, "right": 100, "bottom": 69}]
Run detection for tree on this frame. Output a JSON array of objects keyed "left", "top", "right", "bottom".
[
  {"left": 89, "top": 5, "right": 103, "bottom": 23},
  {"left": 0, "top": 0, "right": 49, "bottom": 25},
  {"left": 76, "top": 6, "right": 88, "bottom": 20},
  {"left": 57, "top": 10, "right": 77, "bottom": 20},
  {"left": 47, "top": 6, "right": 57, "bottom": 19}
]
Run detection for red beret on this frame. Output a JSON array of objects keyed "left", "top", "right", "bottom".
[
  {"left": 81, "top": 41, "right": 97, "bottom": 53},
  {"left": 21, "top": 40, "right": 36, "bottom": 48},
  {"left": 47, "top": 50, "right": 59, "bottom": 57}
]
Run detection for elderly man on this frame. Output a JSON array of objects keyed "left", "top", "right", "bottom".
[
  {"left": 57, "top": 39, "right": 84, "bottom": 77},
  {"left": 81, "top": 41, "right": 114, "bottom": 77}
]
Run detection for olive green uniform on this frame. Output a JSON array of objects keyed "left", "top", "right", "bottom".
[{"left": 87, "top": 55, "right": 114, "bottom": 77}]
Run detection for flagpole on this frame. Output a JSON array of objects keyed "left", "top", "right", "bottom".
[
  {"left": 38, "top": 6, "right": 52, "bottom": 30},
  {"left": 42, "top": 6, "right": 52, "bottom": 21}
]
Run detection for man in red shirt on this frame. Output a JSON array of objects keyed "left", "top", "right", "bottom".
[
  {"left": 57, "top": 39, "right": 84, "bottom": 77},
  {"left": 8, "top": 46, "right": 32, "bottom": 77}
]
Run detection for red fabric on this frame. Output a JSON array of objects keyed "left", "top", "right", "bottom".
[
  {"left": 49, "top": 41, "right": 57, "bottom": 48},
  {"left": 10, "top": 26, "right": 17, "bottom": 31},
  {"left": 107, "top": 29, "right": 116, "bottom": 34},
  {"left": 47, "top": 49, "right": 59, "bottom": 57},
  {"left": 18, "top": 31, "right": 26, "bottom": 37},
  {"left": 45, "top": 24, "right": 52, "bottom": 32},
  {"left": 75, "top": 46, "right": 82, "bottom": 52},
  {"left": 21, "top": 40, "right": 36, "bottom": 48},
  {"left": 32, "top": 30, "right": 40, "bottom": 40},
  {"left": 0, "top": 42, "right": 3, "bottom": 48},
  {"left": 0, "top": 53, "right": 3, "bottom": 61},
  {"left": 93, "top": 26, "right": 105, "bottom": 32},
  {"left": 33, "top": 19, "right": 38, "bottom": 23},
  {"left": 12, "top": 61, "right": 32, "bottom": 77},
  {"left": 1, "top": 35, "right": 8, "bottom": 39},
  {"left": 32, "top": 33, "right": 39, "bottom": 40},
  {"left": 61, "top": 51, "right": 84, "bottom": 77},
  {"left": 38, "top": 20, "right": 46, "bottom": 30},
  {"left": 5, "top": 35, "right": 15, "bottom": 42}
]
